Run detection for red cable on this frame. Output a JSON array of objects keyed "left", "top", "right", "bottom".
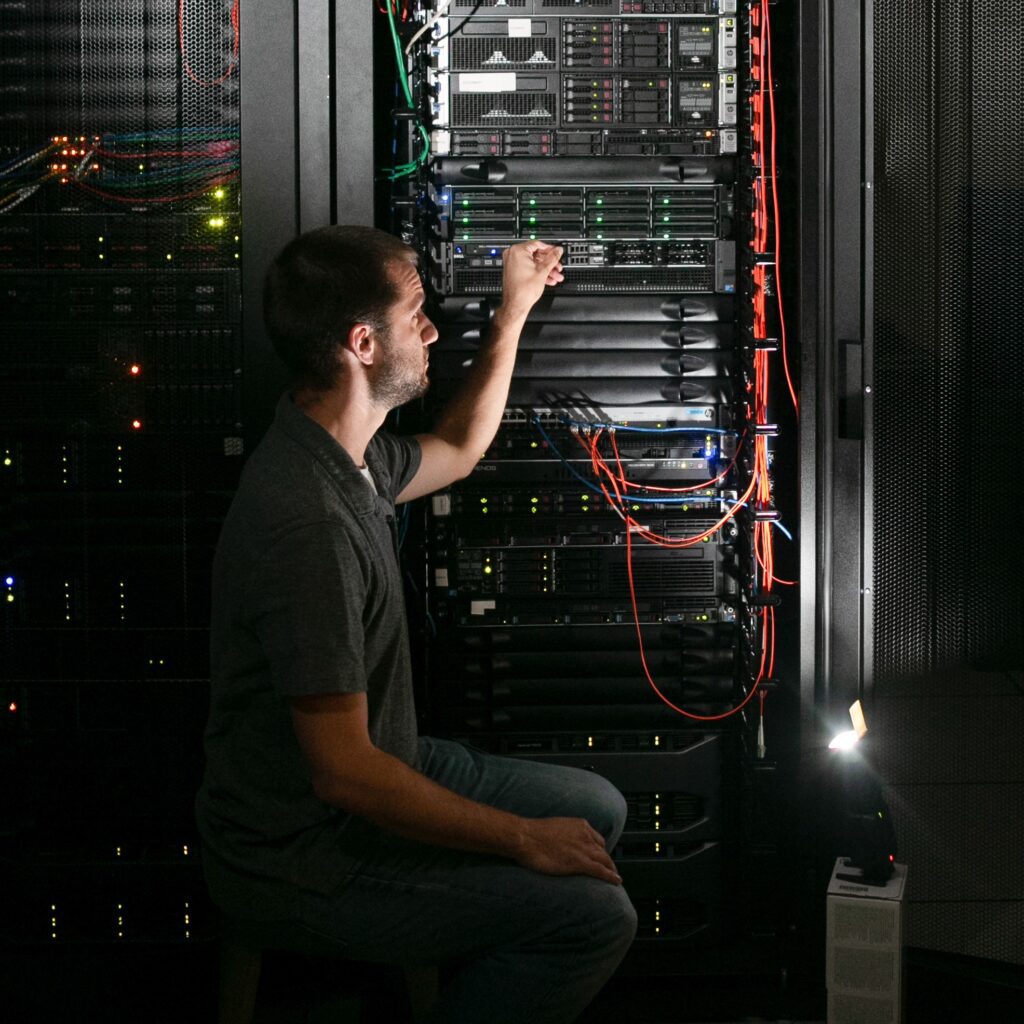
[
  {"left": 92, "top": 144, "right": 238, "bottom": 160},
  {"left": 624, "top": 520, "right": 766, "bottom": 722},
  {"left": 178, "top": 0, "right": 240, "bottom": 88},
  {"left": 763, "top": 0, "right": 799, "bottom": 415},
  {"left": 73, "top": 171, "right": 239, "bottom": 204},
  {"left": 605, "top": 428, "right": 746, "bottom": 494}
]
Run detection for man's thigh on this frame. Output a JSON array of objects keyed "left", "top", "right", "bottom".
[{"left": 416, "top": 736, "right": 627, "bottom": 845}]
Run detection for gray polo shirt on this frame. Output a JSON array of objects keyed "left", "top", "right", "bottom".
[{"left": 196, "top": 393, "right": 421, "bottom": 896}]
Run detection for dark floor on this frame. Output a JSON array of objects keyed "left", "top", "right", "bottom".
[{"left": 3, "top": 942, "right": 1023, "bottom": 1023}]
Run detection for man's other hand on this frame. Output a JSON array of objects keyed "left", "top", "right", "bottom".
[
  {"left": 499, "top": 240, "right": 564, "bottom": 320},
  {"left": 515, "top": 817, "right": 623, "bottom": 885}
]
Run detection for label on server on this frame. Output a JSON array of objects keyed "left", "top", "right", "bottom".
[
  {"left": 675, "top": 20, "right": 716, "bottom": 70},
  {"left": 677, "top": 76, "right": 716, "bottom": 125},
  {"left": 459, "top": 72, "right": 518, "bottom": 92}
]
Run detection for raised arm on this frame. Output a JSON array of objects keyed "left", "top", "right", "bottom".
[{"left": 395, "top": 240, "right": 564, "bottom": 503}]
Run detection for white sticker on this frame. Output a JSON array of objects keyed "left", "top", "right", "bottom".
[
  {"left": 470, "top": 600, "right": 497, "bottom": 616},
  {"left": 435, "top": 569, "right": 449, "bottom": 588},
  {"left": 508, "top": 19, "right": 532, "bottom": 38},
  {"left": 459, "top": 72, "right": 517, "bottom": 93}
]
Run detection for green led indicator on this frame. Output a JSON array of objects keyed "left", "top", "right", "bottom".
[
  {"left": 663, "top": 198, "right": 670, "bottom": 204},
  {"left": 529, "top": 198, "right": 536, "bottom": 205},
  {"left": 480, "top": 497, "right": 488, "bottom": 504},
  {"left": 529, "top": 216, "right": 537, "bottom": 224},
  {"left": 462, "top": 216, "right": 470, "bottom": 223},
  {"left": 596, "top": 198, "right": 603, "bottom": 205},
  {"left": 462, "top": 199, "right": 469, "bottom": 206},
  {"left": 596, "top": 215, "right": 603, "bottom": 223}
]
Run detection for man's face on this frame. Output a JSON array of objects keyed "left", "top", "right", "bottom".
[{"left": 368, "top": 259, "right": 438, "bottom": 409}]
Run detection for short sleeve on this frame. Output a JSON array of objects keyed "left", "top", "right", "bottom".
[
  {"left": 369, "top": 431, "right": 421, "bottom": 502},
  {"left": 250, "top": 520, "right": 368, "bottom": 698}
]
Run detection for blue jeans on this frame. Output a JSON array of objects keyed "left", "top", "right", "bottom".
[{"left": 213, "top": 737, "right": 637, "bottom": 1023}]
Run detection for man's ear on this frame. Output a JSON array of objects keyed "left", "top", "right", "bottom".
[{"left": 344, "top": 323, "right": 377, "bottom": 368}]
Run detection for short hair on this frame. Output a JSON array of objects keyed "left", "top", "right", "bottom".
[{"left": 262, "top": 225, "right": 417, "bottom": 391}]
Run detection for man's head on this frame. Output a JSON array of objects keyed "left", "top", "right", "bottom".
[{"left": 263, "top": 225, "right": 433, "bottom": 401}]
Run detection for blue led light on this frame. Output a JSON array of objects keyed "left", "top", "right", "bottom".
[
  {"left": 489, "top": 248, "right": 499, "bottom": 256},
  {"left": 4, "top": 576, "right": 13, "bottom": 586},
  {"left": 455, "top": 246, "right": 464, "bottom": 254}
]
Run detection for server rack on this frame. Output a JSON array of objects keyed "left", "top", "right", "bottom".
[
  {"left": 384, "top": 0, "right": 802, "bottom": 970},
  {"left": 1, "top": 1, "right": 242, "bottom": 954}
]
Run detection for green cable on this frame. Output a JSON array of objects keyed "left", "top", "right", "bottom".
[
  {"left": 381, "top": 6, "right": 430, "bottom": 180},
  {"left": 386, "top": 5, "right": 414, "bottom": 109}
]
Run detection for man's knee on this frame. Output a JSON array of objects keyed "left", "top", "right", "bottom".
[
  {"left": 575, "top": 770, "right": 628, "bottom": 848},
  {"left": 571, "top": 881, "right": 638, "bottom": 956}
]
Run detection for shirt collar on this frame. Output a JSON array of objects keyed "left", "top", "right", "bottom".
[{"left": 274, "top": 392, "right": 393, "bottom": 517}]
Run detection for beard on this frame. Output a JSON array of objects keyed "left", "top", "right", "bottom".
[{"left": 367, "top": 325, "right": 430, "bottom": 409}]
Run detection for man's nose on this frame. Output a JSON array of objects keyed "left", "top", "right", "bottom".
[{"left": 422, "top": 318, "right": 439, "bottom": 346}]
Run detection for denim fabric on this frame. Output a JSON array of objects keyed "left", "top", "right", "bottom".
[{"left": 211, "top": 736, "right": 637, "bottom": 1023}]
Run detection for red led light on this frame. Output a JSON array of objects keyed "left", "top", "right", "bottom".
[
  {"left": 7, "top": 702, "right": 16, "bottom": 713},
  {"left": 129, "top": 365, "right": 141, "bottom": 376},
  {"left": 131, "top": 419, "right": 142, "bottom": 430}
]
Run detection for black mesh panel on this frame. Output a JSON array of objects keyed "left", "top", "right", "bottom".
[{"left": 873, "top": 0, "right": 1024, "bottom": 675}]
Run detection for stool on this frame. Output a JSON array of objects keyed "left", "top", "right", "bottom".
[{"left": 217, "top": 916, "right": 439, "bottom": 1024}]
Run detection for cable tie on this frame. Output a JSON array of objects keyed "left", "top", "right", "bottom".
[
  {"left": 392, "top": 107, "right": 420, "bottom": 121},
  {"left": 753, "top": 337, "right": 779, "bottom": 352},
  {"left": 753, "top": 507, "right": 780, "bottom": 521},
  {"left": 748, "top": 592, "right": 782, "bottom": 608},
  {"left": 753, "top": 423, "right": 778, "bottom": 436}
]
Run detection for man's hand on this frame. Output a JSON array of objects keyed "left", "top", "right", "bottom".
[
  {"left": 515, "top": 817, "right": 623, "bottom": 885},
  {"left": 499, "top": 240, "right": 565, "bottom": 321}
]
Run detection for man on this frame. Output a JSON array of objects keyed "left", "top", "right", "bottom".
[{"left": 196, "top": 226, "right": 637, "bottom": 1023}]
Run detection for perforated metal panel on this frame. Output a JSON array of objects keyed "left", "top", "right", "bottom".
[
  {"left": 873, "top": 0, "right": 1024, "bottom": 675},
  {"left": 451, "top": 36, "right": 558, "bottom": 70},
  {"left": 452, "top": 91, "right": 558, "bottom": 127},
  {"left": 873, "top": 0, "right": 1024, "bottom": 966}
]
